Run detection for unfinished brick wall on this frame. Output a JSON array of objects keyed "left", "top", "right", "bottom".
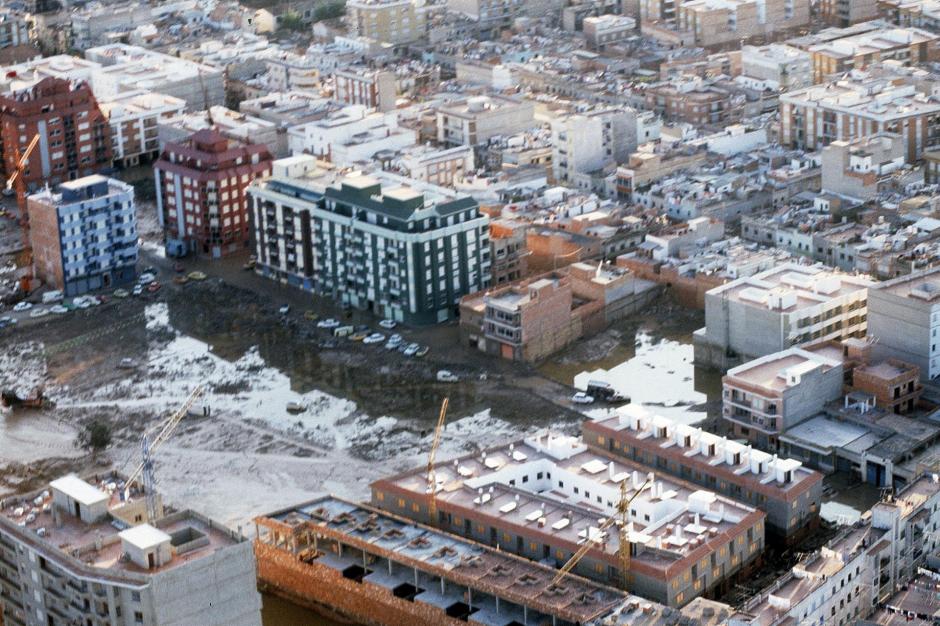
[{"left": 255, "top": 542, "right": 467, "bottom": 626}]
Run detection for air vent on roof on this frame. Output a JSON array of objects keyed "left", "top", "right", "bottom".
[{"left": 911, "top": 281, "right": 940, "bottom": 301}]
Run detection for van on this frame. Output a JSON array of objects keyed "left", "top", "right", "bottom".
[{"left": 333, "top": 325, "right": 355, "bottom": 338}]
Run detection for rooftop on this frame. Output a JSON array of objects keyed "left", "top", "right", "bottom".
[
  {"left": 725, "top": 348, "right": 843, "bottom": 394},
  {"left": 707, "top": 263, "right": 872, "bottom": 312}
]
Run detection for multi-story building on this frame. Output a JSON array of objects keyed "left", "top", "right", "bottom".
[
  {"left": 98, "top": 91, "right": 187, "bottom": 168},
  {"left": 0, "top": 77, "right": 112, "bottom": 192},
  {"left": 881, "top": 0, "right": 940, "bottom": 30},
  {"left": 447, "top": 0, "right": 525, "bottom": 35},
  {"left": 154, "top": 129, "right": 273, "bottom": 258},
  {"left": 437, "top": 96, "right": 536, "bottom": 147},
  {"left": 345, "top": 0, "right": 428, "bottom": 45},
  {"left": 853, "top": 359, "right": 922, "bottom": 414},
  {"left": 642, "top": 77, "right": 733, "bottom": 128},
  {"left": 740, "top": 44, "right": 812, "bottom": 91},
  {"left": 820, "top": 132, "right": 906, "bottom": 200},
  {"left": 396, "top": 144, "right": 474, "bottom": 187},
  {"left": 248, "top": 155, "right": 491, "bottom": 324},
  {"left": 583, "top": 406, "right": 824, "bottom": 544},
  {"left": 0, "top": 472, "right": 262, "bottom": 626},
  {"left": 551, "top": 107, "right": 643, "bottom": 187},
  {"left": 489, "top": 218, "right": 528, "bottom": 285},
  {"left": 27, "top": 175, "right": 137, "bottom": 296},
  {"left": 721, "top": 347, "right": 845, "bottom": 448},
  {"left": 779, "top": 68, "right": 940, "bottom": 163},
  {"left": 642, "top": 0, "right": 809, "bottom": 48},
  {"left": 287, "top": 105, "right": 416, "bottom": 165},
  {"left": 582, "top": 15, "right": 637, "bottom": 50},
  {"left": 694, "top": 263, "right": 873, "bottom": 368},
  {"left": 69, "top": 2, "right": 153, "bottom": 50},
  {"left": 807, "top": 25, "right": 939, "bottom": 83},
  {"left": 372, "top": 431, "right": 766, "bottom": 607},
  {"left": 158, "top": 107, "right": 283, "bottom": 159},
  {"left": 614, "top": 144, "right": 709, "bottom": 201},
  {"left": 333, "top": 68, "right": 396, "bottom": 112},
  {"left": 820, "top": 0, "right": 878, "bottom": 26},
  {"left": 255, "top": 495, "right": 664, "bottom": 626},
  {"left": 264, "top": 53, "right": 320, "bottom": 92},
  {"left": 867, "top": 267, "right": 940, "bottom": 380},
  {"left": 0, "top": 10, "right": 29, "bottom": 49}
]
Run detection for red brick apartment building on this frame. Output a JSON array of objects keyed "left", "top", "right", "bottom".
[
  {"left": 154, "top": 129, "right": 272, "bottom": 258},
  {"left": 0, "top": 77, "right": 112, "bottom": 190}
]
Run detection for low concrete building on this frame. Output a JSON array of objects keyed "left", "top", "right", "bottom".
[
  {"left": 437, "top": 96, "right": 536, "bottom": 147},
  {"left": 372, "top": 431, "right": 766, "bottom": 607},
  {"left": 583, "top": 15, "right": 636, "bottom": 51},
  {"left": 583, "top": 406, "right": 823, "bottom": 545},
  {"left": 28, "top": 175, "right": 137, "bottom": 296},
  {"left": 853, "top": 359, "right": 922, "bottom": 415},
  {"left": 0, "top": 472, "right": 261, "bottom": 626},
  {"left": 740, "top": 44, "right": 812, "bottom": 91},
  {"left": 821, "top": 133, "right": 906, "bottom": 201}
]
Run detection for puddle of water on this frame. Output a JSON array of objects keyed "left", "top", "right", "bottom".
[
  {"left": 820, "top": 481, "right": 882, "bottom": 525},
  {"left": 261, "top": 593, "right": 341, "bottom": 626},
  {"left": 542, "top": 325, "right": 722, "bottom": 425}
]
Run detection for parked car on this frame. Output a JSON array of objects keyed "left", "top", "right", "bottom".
[
  {"left": 29, "top": 307, "right": 49, "bottom": 318},
  {"left": 172, "top": 275, "right": 189, "bottom": 285},
  {"left": 379, "top": 319, "right": 397, "bottom": 329},
  {"left": 304, "top": 310, "right": 319, "bottom": 321},
  {"left": 317, "top": 318, "right": 340, "bottom": 329},
  {"left": 113, "top": 288, "right": 129, "bottom": 298},
  {"left": 571, "top": 392, "right": 595, "bottom": 405},
  {"left": 349, "top": 331, "right": 370, "bottom": 342},
  {"left": 403, "top": 343, "right": 420, "bottom": 357},
  {"left": 187, "top": 271, "right": 207, "bottom": 281},
  {"left": 278, "top": 305, "right": 290, "bottom": 315},
  {"left": 415, "top": 346, "right": 429, "bottom": 358},
  {"left": 41, "top": 290, "right": 63, "bottom": 304},
  {"left": 12, "top": 301, "right": 32, "bottom": 312},
  {"left": 138, "top": 272, "right": 156, "bottom": 285},
  {"left": 50, "top": 304, "right": 68, "bottom": 314},
  {"left": 333, "top": 325, "right": 355, "bottom": 337},
  {"left": 147, "top": 281, "right": 161, "bottom": 293},
  {"left": 436, "top": 370, "right": 458, "bottom": 383},
  {"left": 362, "top": 332, "right": 385, "bottom": 345},
  {"left": 132, "top": 285, "right": 144, "bottom": 297}
]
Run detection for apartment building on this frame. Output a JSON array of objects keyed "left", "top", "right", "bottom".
[
  {"left": 853, "top": 359, "right": 922, "bottom": 414},
  {"left": 397, "top": 144, "right": 474, "bottom": 187},
  {"left": 583, "top": 406, "right": 823, "bottom": 544},
  {"left": 551, "top": 107, "right": 645, "bottom": 187},
  {"left": 447, "top": 0, "right": 525, "bottom": 36},
  {"left": 0, "top": 77, "right": 112, "bottom": 192},
  {"left": 0, "top": 10, "right": 29, "bottom": 49},
  {"left": 0, "top": 472, "right": 261, "bottom": 626},
  {"left": 867, "top": 267, "right": 940, "bottom": 380},
  {"left": 820, "top": 0, "right": 878, "bottom": 26},
  {"left": 158, "top": 107, "right": 283, "bottom": 159},
  {"left": 333, "top": 68, "right": 396, "bottom": 112},
  {"left": 741, "top": 44, "right": 812, "bottom": 91},
  {"left": 27, "top": 175, "right": 136, "bottom": 296},
  {"left": 372, "top": 432, "right": 766, "bottom": 607},
  {"left": 287, "top": 105, "right": 416, "bottom": 166},
  {"left": 807, "top": 26, "right": 940, "bottom": 83},
  {"left": 154, "top": 129, "right": 273, "bottom": 258},
  {"left": 820, "top": 133, "right": 906, "bottom": 201},
  {"left": 346, "top": 0, "right": 427, "bottom": 45},
  {"left": 643, "top": 77, "right": 733, "bottom": 128},
  {"left": 255, "top": 496, "right": 663, "bottom": 626},
  {"left": 779, "top": 69, "right": 940, "bottom": 163},
  {"left": 642, "top": 0, "right": 809, "bottom": 48},
  {"left": 69, "top": 2, "right": 153, "bottom": 50},
  {"left": 98, "top": 91, "right": 186, "bottom": 168},
  {"left": 248, "top": 156, "right": 491, "bottom": 324},
  {"left": 489, "top": 218, "right": 528, "bottom": 285},
  {"left": 721, "top": 347, "right": 845, "bottom": 448},
  {"left": 437, "top": 96, "right": 536, "bottom": 147},
  {"left": 614, "top": 144, "right": 709, "bottom": 201},
  {"left": 583, "top": 15, "right": 637, "bottom": 51},
  {"left": 694, "top": 263, "right": 873, "bottom": 367},
  {"left": 264, "top": 54, "right": 320, "bottom": 92},
  {"left": 881, "top": 0, "right": 940, "bottom": 30}
]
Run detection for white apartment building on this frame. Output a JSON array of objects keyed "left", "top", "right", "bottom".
[
  {"left": 264, "top": 53, "right": 320, "bottom": 92},
  {"left": 582, "top": 15, "right": 637, "bottom": 50},
  {"left": 397, "top": 144, "right": 474, "bottom": 187},
  {"left": 98, "top": 91, "right": 187, "bottom": 167},
  {"left": 287, "top": 104, "right": 416, "bottom": 165},
  {"left": 0, "top": 473, "right": 262, "bottom": 626},
  {"left": 741, "top": 44, "right": 812, "bottom": 91},
  {"left": 868, "top": 267, "right": 940, "bottom": 380},
  {"left": 695, "top": 263, "right": 873, "bottom": 367},
  {"left": 334, "top": 67, "right": 396, "bottom": 112},
  {"left": 436, "top": 95, "right": 536, "bottom": 146}
]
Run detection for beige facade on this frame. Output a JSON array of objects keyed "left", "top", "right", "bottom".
[{"left": 346, "top": 0, "right": 427, "bottom": 45}]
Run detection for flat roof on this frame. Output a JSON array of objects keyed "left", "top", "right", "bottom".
[
  {"left": 119, "top": 524, "right": 171, "bottom": 551},
  {"left": 726, "top": 348, "right": 842, "bottom": 393},
  {"left": 708, "top": 263, "right": 872, "bottom": 312},
  {"left": 50, "top": 474, "right": 108, "bottom": 507},
  {"left": 779, "top": 415, "right": 872, "bottom": 451}
]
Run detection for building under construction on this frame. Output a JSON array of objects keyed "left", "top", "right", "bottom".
[
  {"left": 254, "top": 495, "right": 684, "bottom": 626},
  {"left": 0, "top": 472, "right": 261, "bottom": 626},
  {"left": 371, "top": 431, "right": 766, "bottom": 607}
]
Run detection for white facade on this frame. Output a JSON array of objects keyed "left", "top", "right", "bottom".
[{"left": 287, "top": 105, "right": 415, "bottom": 164}]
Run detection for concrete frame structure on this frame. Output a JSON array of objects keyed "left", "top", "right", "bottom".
[
  {"left": 98, "top": 91, "right": 186, "bottom": 168},
  {"left": 583, "top": 406, "right": 823, "bottom": 545},
  {"left": 0, "top": 472, "right": 261, "bottom": 626},
  {"left": 371, "top": 432, "right": 766, "bottom": 607}
]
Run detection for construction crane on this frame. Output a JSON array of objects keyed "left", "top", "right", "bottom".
[
  {"left": 123, "top": 385, "right": 206, "bottom": 522},
  {"left": 5, "top": 133, "right": 41, "bottom": 293},
  {"left": 549, "top": 475, "right": 652, "bottom": 589},
  {"left": 426, "top": 397, "right": 449, "bottom": 525}
]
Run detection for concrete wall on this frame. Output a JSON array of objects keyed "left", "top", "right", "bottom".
[{"left": 868, "top": 287, "right": 936, "bottom": 380}]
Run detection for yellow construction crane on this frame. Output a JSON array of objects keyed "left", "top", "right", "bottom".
[
  {"left": 549, "top": 475, "right": 652, "bottom": 588},
  {"left": 426, "top": 397, "right": 449, "bottom": 525},
  {"left": 123, "top": 385, "right": 206, "bottom": 521},
  {"left": 5, "top": 133, "right": 41, "bottom": 292}
]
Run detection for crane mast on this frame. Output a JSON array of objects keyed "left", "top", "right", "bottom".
[{"left": 427, "top": 397, "right": 449, "bottom": 525}]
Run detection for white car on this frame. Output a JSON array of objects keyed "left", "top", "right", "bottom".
[
  {"left": 42, "top": 290, "right": 63, "bottom": 304},
  {"left": 571, "top": 392, "right": 595, "bottom": 405},
  {"left": 362, "top": 332, "right": 385, "bottom": 345},
  {"left": 436, "top": 370, "right": 459, "bottom": 383},
  {"left": 317, "top": 318, "right": 340, "bottom": 329},
  {"left": 50, "top": 304, "right": 68, "bottom": 314},
  {"left": 139, "top": 272, "right": 156, "bottom": 284},
  {"left": 379, "top": 319, "right": 397, "bottom": 329},
  {"left": 12, "top": 301, "right": 32, "bottom": 312},
  {"left": 29, "top": 307, "right": 49, "bottom": 318},
  {"left": 403, "top": 343, "right": 420, "bottom": 357},
  {"left": 278, "top": 305, "right": 290, "bottom": 315},
  {"left": 132, "top": 285, "right": 143, "bottom": 297}
]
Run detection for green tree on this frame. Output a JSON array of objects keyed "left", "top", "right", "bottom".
[{"left": 77, "top": 421, "right": 112, "bottom": 457}]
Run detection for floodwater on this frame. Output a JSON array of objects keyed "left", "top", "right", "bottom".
[
  {"left": 541, "top": 323, "right": 723, "bottom": 426},
  {"left": 820, "top": 476, "right": 883, "bottom": 525},
  {"left": 261, "top": 592, "right": 346, "bottom": 626}
]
